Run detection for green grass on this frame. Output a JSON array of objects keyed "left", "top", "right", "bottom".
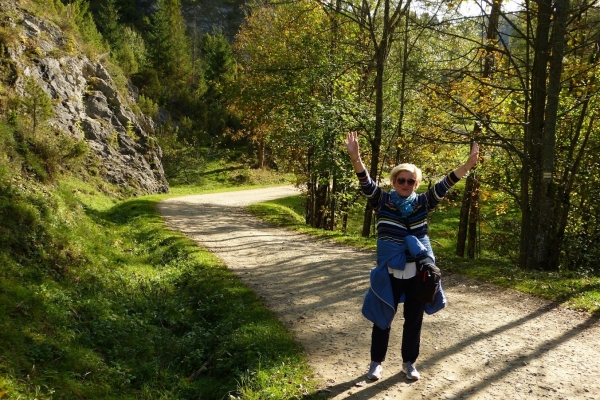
[
  {"left": 0, "top": 159, "right": 318, "bottom": 399},
  {"left": 247, "top": 195, "right": 376, "bottom": 251},
  {"left": 165, "top": 147, "right": 296, "bottom": 196},
  {"left": 246, "top": 187, "right": 600, "bottom": 316}
]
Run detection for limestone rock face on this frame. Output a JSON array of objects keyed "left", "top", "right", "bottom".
[
  {"left": 2, "top": 1, "right": 169, "bottom": 194},
  {"left": 136, "top": 0, "right": 246, "bottom": 42},
  {"left": 181, "top": 0, "right": 246, "bottom": 42}
]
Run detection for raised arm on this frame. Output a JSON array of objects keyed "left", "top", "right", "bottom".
[
  {"left": 345, "top": 132, "right": 382, "bottom": 209},
  {"left": 453, "top": 141, "right": 479, "bottom": 179},
  {"left": 345, "top": 131, "right": 366, "bottom": 173}
]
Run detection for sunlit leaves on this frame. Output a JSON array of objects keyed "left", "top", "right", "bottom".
[{"left": 230, "top": 0, "right": 600, "bottom": 269}]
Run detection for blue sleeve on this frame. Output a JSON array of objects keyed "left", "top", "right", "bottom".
[
  {"left": 425, "top": 171, "right": 460, "bottom": 211},
  {"left": 356, "top": 170, "right": 383, "bottom": 210}
]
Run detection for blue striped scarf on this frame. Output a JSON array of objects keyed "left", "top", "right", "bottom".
[{"left": 389, "top": 190, "right": 417, "bottom": 218}]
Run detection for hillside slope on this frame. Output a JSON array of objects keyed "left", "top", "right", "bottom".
[{"left": 1, "top": 0, "right": 168, "bottom": 194}]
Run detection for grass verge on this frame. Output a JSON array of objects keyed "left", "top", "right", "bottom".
[{"left": 1, "top": 176, "right": 319, "bottom": 399}]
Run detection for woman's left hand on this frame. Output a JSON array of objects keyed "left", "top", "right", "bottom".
[{"left": 466, "top": 141, "right": 479, "bottom": 169}]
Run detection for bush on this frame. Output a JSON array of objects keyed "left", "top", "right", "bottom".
[{"left": 138, "top": 95, "right": 158, "bottom": 119}]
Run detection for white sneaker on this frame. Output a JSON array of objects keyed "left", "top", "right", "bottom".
[
  {"left": 367, "top": 361, "right": 382, "bottom": 380},
  {"left": 403, "top": 362, "right": 420, "bottom": 380}
]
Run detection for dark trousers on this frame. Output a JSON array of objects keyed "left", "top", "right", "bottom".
[{"left": 370, "top": 274, "right": 425, "bottom": 364}]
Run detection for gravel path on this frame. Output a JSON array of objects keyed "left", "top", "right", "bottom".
[{"left": 158, "top": 186, "right": 600, "bottom": 399}]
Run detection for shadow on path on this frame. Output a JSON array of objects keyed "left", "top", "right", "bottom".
[{"left": 159, "top": 189, "right": 600, "bottom": 400}]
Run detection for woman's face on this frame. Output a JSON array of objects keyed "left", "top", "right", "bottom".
[{"left": 392, "top": 170, "right": 419, "bottom": 197}]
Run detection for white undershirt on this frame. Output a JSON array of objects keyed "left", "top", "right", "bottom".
[{"left": 388, "top": 261, "right": 417, "bottom": 279}]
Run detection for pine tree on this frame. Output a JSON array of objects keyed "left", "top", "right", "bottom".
[
  {"left": 200, "top": 31, "right": 236, "bottom": 137},
  {"left": 21, "top": 77, "right": 54, "bottom": 136},
  {"left": 146, "top": 0, "right": 192, "bottom": 103}
]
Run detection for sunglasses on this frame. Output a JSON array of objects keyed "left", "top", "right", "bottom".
[{"left": 396, "top": 177, "right": 416, "bottom": 185}]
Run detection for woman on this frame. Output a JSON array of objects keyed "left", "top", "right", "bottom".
[{"left": 344, "top": 131, "right": 479, "bottom": 381}]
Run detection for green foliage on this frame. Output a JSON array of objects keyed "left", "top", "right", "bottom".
[
  {"left": 0, "top": 122, "right": 19, "bottom": 181},
  {"left": 146, "top": 0, "right": 193, "bottom": 103},
  {"left": 94, "top": 0, "right": 120, "bottom": 44},
  {"left": 1, "top": 48, "right": 88, "bottom": 183},
  {"left": 94, "top": 0, "right": 147, "bottom": 76},
  {"left": 81, "top": 0, "right": 243, "bottom": 175},
  {"left": 198, "top": 30, "right": 237, "bottom": 138},
  {"left": 0, "top": 24, "right": 21, "bottom": 51},
  {"left": 30, "top": 0, "right": 64, "bottom": 15},
  {"left": 1, "top": 113, "right": 88, "bottom": 184},
  {"left": 124, "top": 120, "right": 137, "bottom": 141},
  {"left": 57, "top": 0, "right": 107, "bottom": 58},
  {"left": 111, "top": 26, "right": 147, "bottom": 76},
  {"left": 0, "top": 3, "right": 313, "bottom": 395},
  {"left": 232, "top": 0, "right": 377, "bottom": 230},
  {"left": 201, "top": 30, "right": 236, "bottom": 91},
  {"left": 137, "top": 94, "right": 158, "bottom": 119},
  {"left": 229, "top": 0, "right": 600, "bottom": 271},
  {"left": 155, "top": 121, "right": 294, "bottom": 189},
  {"left": 153, "top": 121, "right": 200, "bottom": 181}
]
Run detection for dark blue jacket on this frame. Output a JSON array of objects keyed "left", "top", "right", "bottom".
[{"left": 362, "top": 237, "right": 447, "bottom": 330}]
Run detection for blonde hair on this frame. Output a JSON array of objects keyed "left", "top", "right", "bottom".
[{"left": 390, "top": 163, "right": 422, "bottom": 185}]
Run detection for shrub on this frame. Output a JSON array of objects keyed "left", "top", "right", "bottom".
[{"left": 138, "top": 95, "right": 158, "bottom": 119}]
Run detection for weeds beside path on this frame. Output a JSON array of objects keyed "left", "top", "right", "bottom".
[{"left": 159, "top": 186, "right": 600, "bottom": 399}]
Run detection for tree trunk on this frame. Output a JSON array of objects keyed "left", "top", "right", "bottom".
[
  {"left": 456, "top": 173, "right": 473, "bottom": 257},
  {"left": 306, "top": 179, "right": 314, "bottom": 225},
  {"left": 356, "top": 0, "right": 408, "bottom": 237},
  {"left": 550, "top": 33, "right": 599, "bottom": 268},
  {"left": 519, "top": 161, "right": 531, "bottom": 268},
  {"left": 361, "top": 202, "right": 373, "bottom": 237},
  {"left": 534, "top": 0, "right": 568, "bottom": 271},
  {"left": 518, "top": 2, "right": 533, "bottom": 269},
  {"left": 456, "top": 2, "right": 500, "bottom": 257},
  {"left": 325, "top": 0, "right": 342, "bottom": 232},
  {"left": 467, "top": 177, "right": 480, "bottom": 258},
  {"left": 329, "top": 176, "right": 337, "bottom": 231},
  {"left": 525, "top": 0, "right": 552, "bottom": 269},
  {"left": 306, "top": 147, "right": 315, "bottom": 225},
  {"left": 395, "top": 8, "right": 410, "bottom": 165},
  {"left": 361, "top": 3, "right": 389, "bottom": 238},
  {"left": 527, "top": 0, "right": 568, "bottom": 271},
  {"left": 313, "top": 182, "right": 329, "bottom": 229},
  {"left": 257, "top": 132, "right": 265, "bottom": 169},
  {"left": 551, "top": 111, "right": 594, "bottom": 269}
]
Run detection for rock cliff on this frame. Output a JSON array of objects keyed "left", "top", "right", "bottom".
[
  {"left": 135, "top": 0, "right": 247, "bottom": 42},
  {"left": 1, "top": 1, "right": 169, "bottom": 194},
  {"left": 180, "top": 0, "right": 246, "bottom": 42}
]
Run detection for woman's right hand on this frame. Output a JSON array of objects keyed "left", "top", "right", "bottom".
[{"left": 345, "top": 131, "right": 360, "bottom": 160}]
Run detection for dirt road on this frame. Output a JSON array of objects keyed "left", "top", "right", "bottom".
[{"left": 158, "top": 186, "right": 600, "bottom": 399}]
